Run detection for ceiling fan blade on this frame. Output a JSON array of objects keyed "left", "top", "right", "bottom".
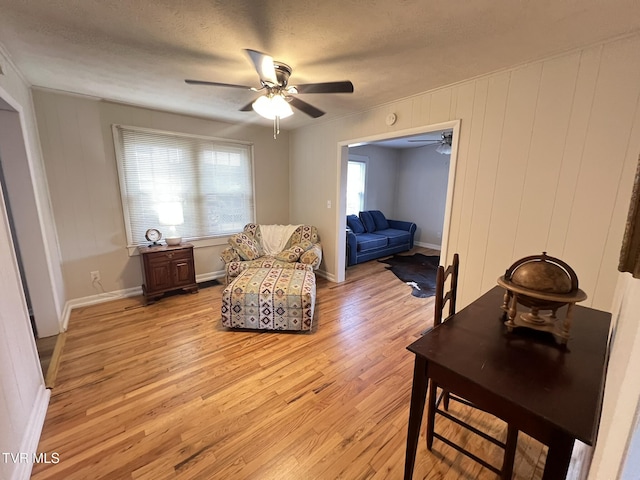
[
  {"left": 239, "top": 101, "right": 254, "bottom": 112},
  {"left": 288, "top": 97, "right": 325, "bottom": 118},
  {"left": 293, "top": 81, "right": 354, "bottom": 94},
  {"left": 409, "top": 133, "right": 453, "bottom": 144},
  {"left": 185, "top": 79, "right": 253, "bottom": 89},
  {"left": 245, "top": 49, "right": 279, "bottom": 86}
]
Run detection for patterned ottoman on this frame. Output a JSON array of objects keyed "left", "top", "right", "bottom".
[{"left": 221, "top": 267, "right": 316, "bottom": 331}]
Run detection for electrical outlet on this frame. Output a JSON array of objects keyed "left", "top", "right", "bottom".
[{"left": 90, "top": 271, "right": 101, "bottom": 283}]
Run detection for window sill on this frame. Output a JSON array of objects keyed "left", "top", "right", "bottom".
[{"left": 127, "top": 235, "right": 231, "bottom": 256}]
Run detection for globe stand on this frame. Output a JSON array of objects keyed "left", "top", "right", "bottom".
[
  {"left": 520, "top": 308, "right": 555, "bottom": 326},
  {"left": 497, "top": 253, "right": 587, "bottom": 345}
]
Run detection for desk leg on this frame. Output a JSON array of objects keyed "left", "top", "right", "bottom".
[
  {"left": 404, "top": 356, "right": 428, "bottom": 480},
  {"left": 542, "top": 434, "right": 574, "bottom": 480},
  {"left": 501, "top": 425, "right": 518, "bottom": 480},
  {"left": 426, "top": 378, "right": 437, "bottom": 450}
]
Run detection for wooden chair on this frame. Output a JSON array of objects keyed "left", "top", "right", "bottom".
[{"left": 427, "top": 253, "right": 519, "bottom": 479}]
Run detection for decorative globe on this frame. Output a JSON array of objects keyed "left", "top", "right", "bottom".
[
  {"left": 497, "top": 252, "right": 587, "bottom": 344},
  {"left": 510, "top": 259, "right": 573, "bottom": 294}
]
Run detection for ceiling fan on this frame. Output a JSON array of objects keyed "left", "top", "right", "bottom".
[
  {"left": 409, "top": 132, "right": 453, "bottom": 154},
  {"left": 185, "top": 49, "right": 354, "bottom": 136}
]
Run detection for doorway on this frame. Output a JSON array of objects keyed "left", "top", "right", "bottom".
[
  {"left": 335, "top": 120, "right": 460, "bottom": 283},
  {"left": 0, "top": 87, "right": 61, "bottom": 379},
  {"left": 0, "top": 149, "right": 34, "bottom": 332}
]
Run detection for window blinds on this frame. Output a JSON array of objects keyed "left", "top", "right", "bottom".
[
  {"left": 113, "top": 125, "right": 255, "bottom": 246},
  {"left": 346, "top": 160, "right": 366, "bottom": 215}
]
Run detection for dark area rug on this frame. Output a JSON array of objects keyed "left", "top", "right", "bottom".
[{"left": 379, "top": 253, "right": 440, "bottom": 298}]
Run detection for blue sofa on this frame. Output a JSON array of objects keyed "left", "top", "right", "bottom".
[{"left": 346, "top": 210, "right": 417, "bottom": 266}]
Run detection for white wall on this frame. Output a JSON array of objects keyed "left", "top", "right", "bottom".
[
  {"left": 32, "top": 90, "right": 291, "bottom": 301},
  {"left": 589, "top": 273, "right": 640, "bottom": 480},
  {"left": 290, "top": 33, "right": 640, "bottom": 313},
  {"left": 349, "top": 144, "right": 399, "bottom": 213},
  {"left": 0, "top": 50, "right": 64, "bottom": 337},
  {"left": 396, "top": 146, "right": 449, "bottom": 247},
  {"left": 0, "top": 50, "right": 54, "bottom": 480}
]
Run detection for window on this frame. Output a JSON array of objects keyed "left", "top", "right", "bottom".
[
  {"left": 346, "top": 158, "right": 367, "bottom": 215},
  {"left": 113, "top": 125, "right": 254, "bottom": 247}
]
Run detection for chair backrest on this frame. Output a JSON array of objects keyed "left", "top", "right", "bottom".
[{"left": 434, "top": 253, "right": 459, "bottom": 326}]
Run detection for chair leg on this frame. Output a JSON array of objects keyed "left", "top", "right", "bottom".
[
  {"left": 443, "top": 390, "right": 450, "bottom": 411},
  {"left": 501, "top": 425, "right": 518, "bottom": 479},
  {"left": 426, "top": 380, "right": 438, "bottom": 451}
]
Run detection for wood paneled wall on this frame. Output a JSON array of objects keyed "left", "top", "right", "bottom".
[{"left": 291, "top": 33, "right": 640, "bottom": 311}]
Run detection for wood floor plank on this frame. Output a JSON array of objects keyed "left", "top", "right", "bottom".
[{"left": 32, "top": 247, "right": 550, "bottom": 480}]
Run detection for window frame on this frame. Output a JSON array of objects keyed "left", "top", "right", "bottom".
[
  {"left": 346, "top": 155, "right": 368, "bottom": 215},
  {"left": 112, "top": 124, "right": 256, "bottom": 255}
]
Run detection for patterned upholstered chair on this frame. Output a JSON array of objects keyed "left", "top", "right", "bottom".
[
  {"left": 221, "top": 267, "right": 317, "bottom": 331},
  {"left": 220, "top": 224, "right": 321, "bottom": 331},
  {"left": 220, "top": 223, "right": 322, "bottom": 283}
]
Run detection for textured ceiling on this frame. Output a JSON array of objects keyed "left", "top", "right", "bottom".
[{"left": 0, "top": 0, "right": 639, "bottom": 130}]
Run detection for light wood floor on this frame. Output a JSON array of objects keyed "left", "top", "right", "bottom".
[
  {"left": 32, "top": 248, "right": 547, "bottom": 479},
  {"left": 36, "top": 334, "right": 58, "bottom": 377}
]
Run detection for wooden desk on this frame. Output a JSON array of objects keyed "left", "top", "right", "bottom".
[{"left": 404, "top": 286, "right": 611, "bottom": 480}]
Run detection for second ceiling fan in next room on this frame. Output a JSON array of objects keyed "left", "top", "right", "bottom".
[{"left": 409, "top": 132, "right": 453, "bottom": 154}]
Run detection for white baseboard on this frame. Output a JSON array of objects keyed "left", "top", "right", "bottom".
[
  {"left": 196, "top": 271, "right": 226, "bottom": 283},
  {"left": 11, "top": 385, "right": 50, "bottom": 480},
  {"left": 315, "top": 268, "right": 335, "bottom": 283},
  {"left": 415, "top": 241, "right": 442, "bottom": 251},
  {"left": 61, "top": 285, "right": 142, "bottom": 331},
  {"left": 60, "top": 270, "right": 226, "bottom": 330}
]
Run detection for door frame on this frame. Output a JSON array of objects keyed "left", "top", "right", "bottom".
[{"left": 334, "top": 119, "right": 461, "bottom": 283}]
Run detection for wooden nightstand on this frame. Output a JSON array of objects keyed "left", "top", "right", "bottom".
[{"left": 138, "top": 243, "right": 198, "bottom": 304}]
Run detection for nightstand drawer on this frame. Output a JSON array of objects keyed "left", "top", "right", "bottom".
[{"left": 147, "top": 248, "right": 191, "bottom": 264}]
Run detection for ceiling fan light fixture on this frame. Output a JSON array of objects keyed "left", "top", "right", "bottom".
[
  {"left": 436, "top": 142, "right": 452, "bottom": 155},
  {"left": 252, "top": 94, "right": 293, "bottom": 120},
  {"left": 185, "top": 49, "right": 352, "bottom": 138},
  {"left": 435, "top": 133, "right": 453, "bottom": 154}
]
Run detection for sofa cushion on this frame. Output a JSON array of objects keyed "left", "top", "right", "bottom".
[
  {"left": 369, "top": 210, "right": 390, "bottom": 231},
  {"left": 286, "top": 225, "right": 319, "bottom": 248},
  {"left": 242, "top": 223, "right": 264, "bottom": 253},
  {"left": 300, "top": 242, "right": 322, "bottom": 268},
  {"left": 275, "top": 244, "right": 306, "bottom": 262},
  {"left": 356, "top": 232, "right": 388, "bottom": 251},
  {"left": 375, "top": 228, "right": 411, "bottom": 247},
  {"left": 359, "top": 211, "right": 376, "bottom": 232},
  {"left": 228, "top": 233, "right": 261, "bottom": 260},
  {"left": 223, "top": 223, "right": 323, "bottom": 275},
  {"left": 228, "top": 257, "right": 313, "bottom": 276},
  {"left": 295, "top": 239, "right": 314, "bottom": 251},
  {"left": 346, "top": 214, "right": 366, "bottom": 234}
]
